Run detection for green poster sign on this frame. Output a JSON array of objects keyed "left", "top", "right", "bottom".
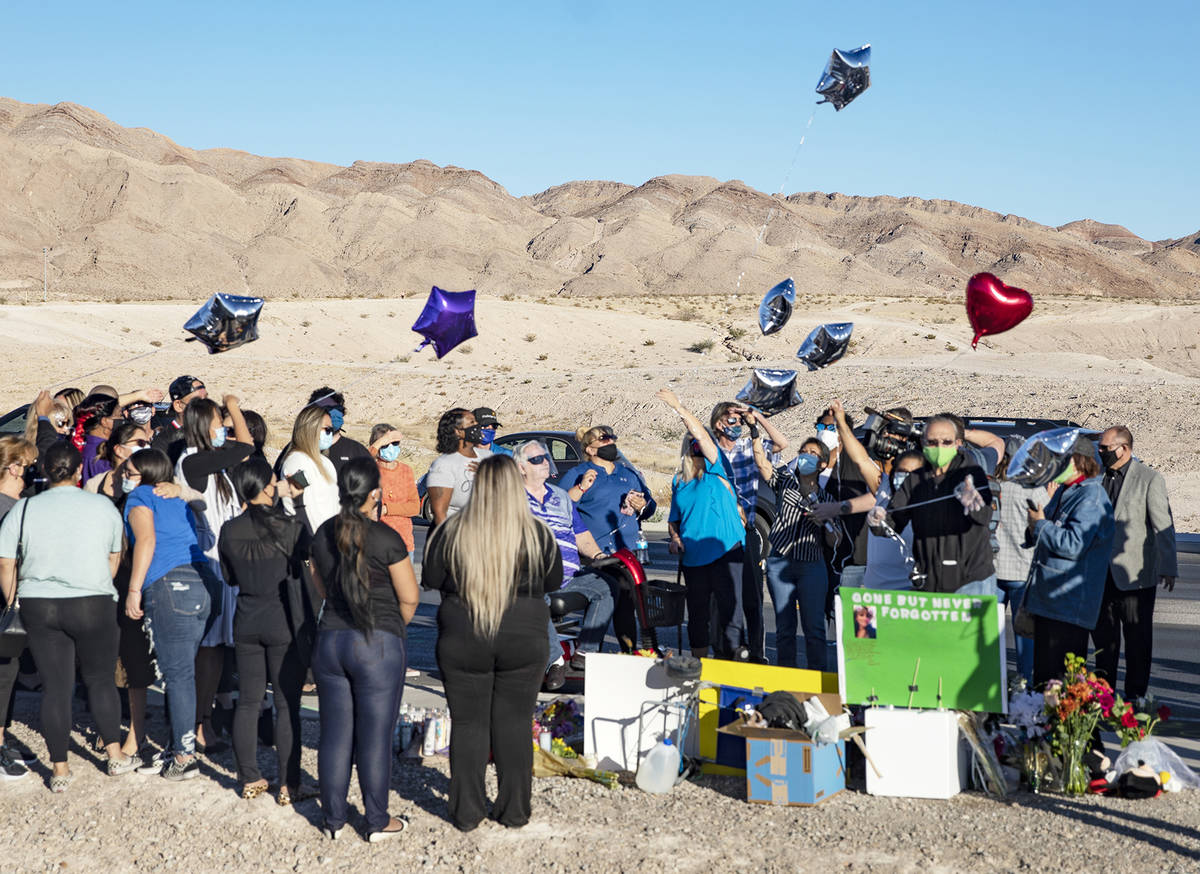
[{"left": 835, "top": 588, "right": 1007, "bottom": 713}]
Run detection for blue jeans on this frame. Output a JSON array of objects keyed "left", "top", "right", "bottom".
[
  {"left": 998, "top": 578, "right": 1034, "bottom": 684},
  {"left": 142, "top": 565, "right": 211, "bottom": 756},
  {"left": 958, "top": 574, "right": 999, "bottom": 599},
  {"left": 313, "top": 627, "right": 406, "bottom": 834},
  {"left": 545, "top": 569, "right": 617, "bottom": 666},
  {"left": 765, "top": 556, "right": 829, "bottom": 670}
]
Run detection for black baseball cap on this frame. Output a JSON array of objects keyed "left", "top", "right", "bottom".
[
  {"left": 472, "top": 407, "right": 502, "bottom": 427},
  {"left": 169, "top": 375, "right": 204, "bottom": 401}
]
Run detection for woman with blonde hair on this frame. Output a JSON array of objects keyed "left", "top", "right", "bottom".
[
  {"left": 422, "top": 454, "right": 562, "bottom": 832},
  {"left": 280, "top": 405, "right": 339, "bottom": 535}
]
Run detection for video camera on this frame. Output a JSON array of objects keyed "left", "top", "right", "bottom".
[{"left": 861, "top": 407, "right": 924, "bottom": 460}]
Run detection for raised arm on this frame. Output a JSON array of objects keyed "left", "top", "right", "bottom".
[
  {"left": 223, "top": 394, "right": 254, "bottom": 446},
  {"left": 656, "top": 388, "right": 718, "bottom": 465},
  {"left": 745, "top": 405, "right": 789, "bottom": 453},
  {"left": 830, "top": 398, "right": 881, "bottom": 491}
]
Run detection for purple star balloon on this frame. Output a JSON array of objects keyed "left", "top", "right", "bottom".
[{"left": 411, "top": 286, "right": 478, "bottom": 358}]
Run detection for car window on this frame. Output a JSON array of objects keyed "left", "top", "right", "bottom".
[{"left": 548, "top": 439, "right": 577, "bottom": 463}]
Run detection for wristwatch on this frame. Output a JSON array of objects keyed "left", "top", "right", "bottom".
[{"left": 839, "top": 500, "right": 851, "bottom": 516}]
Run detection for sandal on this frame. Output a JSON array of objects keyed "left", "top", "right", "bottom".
[
  {"left": 242, "top": 781, "right": 269, "bottom": 800},
  {"left": 50, "top": 773, "right": 72, "bottom": 793},
  {"left": 277, "top": 784, "right": 319, "bottom": 806}
]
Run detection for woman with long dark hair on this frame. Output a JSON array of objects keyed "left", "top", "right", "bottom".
[
  {"left": 422, "top": 454, "right": 562, "bottom": 832},
  {"left": 177, "top": 395, "right": 254, "bottom": 753},
  {"left": 124, "top": 448, "right": 212, "bottom": 781},
  {"left": 0, "top": 443, "right": 141, "bottom": 791},
  {"left": 220, "top": 458, "right": 318, "bottom": 804},
  {"left": 84, "top": 423, "right": 151, "bottom": 497},
  {"left": 72, "top": 393, "right": 120, "bottom": 482},
  {"left": 310, "top": 458, "right": 419, "bottom": 842}
]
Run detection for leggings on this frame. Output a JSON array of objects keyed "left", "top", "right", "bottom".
[
  {"left": 21, "top": 595, "right": 121, "bottom": 762},
  {"left": 233, "top": 632, "right": 305, "bottom": 788}
]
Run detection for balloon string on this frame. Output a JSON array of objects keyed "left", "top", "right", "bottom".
[
  {"left": 735, "top": 111, "right": 817, "bottom": 291},
  {"left": 47, "top": 349, "right": 164, "bottom": 392}
]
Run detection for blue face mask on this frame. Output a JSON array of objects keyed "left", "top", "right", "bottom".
[
  {"left": 121, "top": 477, "right": 138, "bottom": 494},
  {"left": 318, "top": 430, "right": 334, "bottom": 452},
  {"left": 892, "top": 471, "right": 910, "bottom": 492},
  {"left": 794, "top": 454, "right": 819, "bottom": 476},
  {"left": 379, "top": 444, "right": 401, "bottom": 462},
  {"left": 723, "top": 425, "right": 744, "bottom": 440},
  {"left": 211, "top": 426, "right": 227, "bottom": 448},
  {"left": 479, "top": 427, "right": 496, "bottom": 446},
  {"left": 329, "top": 409, "right": 345, "bottom": 431}
]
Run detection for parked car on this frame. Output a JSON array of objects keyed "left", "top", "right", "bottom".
[{"left": 0, "top": 405, "right": 29, "bottom": 436}]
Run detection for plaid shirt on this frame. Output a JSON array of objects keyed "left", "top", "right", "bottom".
[{"left": 720, "top": 436, "right": 777, "bottom": 516}]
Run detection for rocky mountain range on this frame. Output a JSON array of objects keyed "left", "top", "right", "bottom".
[{"left": 1, "top": 97, "right": 1196, "bottom": 302}]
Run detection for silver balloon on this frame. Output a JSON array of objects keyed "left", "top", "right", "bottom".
[
  {"left": 1006, "top": 427, "right": 1099, "bottom": 487},
  {"left": 758, "top": 278, "right": 796, "bottom": 335},
  {"left": 816, "top": 45, "right": 872, "bottom": 111},
  {"left": 184, "top": 293, "right": 264, "bottom": 354},
  {"left": 795, "top": 322, "right": 853, "bottom": 371},
  {"left": 736, "top": 369, "right": 804, "bottom": 415}
]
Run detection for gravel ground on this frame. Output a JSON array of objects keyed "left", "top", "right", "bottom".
[{"left": 3, "top": 694, "right": 1199, "bottom": 874}]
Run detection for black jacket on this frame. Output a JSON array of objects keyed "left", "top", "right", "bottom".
[{"left": 885, "top": 453, "right": 994, "bottom": 593}]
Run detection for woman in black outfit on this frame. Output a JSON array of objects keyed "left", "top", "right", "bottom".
[
  {"left": 310, "top": 458, "right": 420, "bottom": 842},
  {"left": 422, "top": 454, "right": 562, "bottom": 832},
  {"left": 220, "top": 458, "right": 318, "bottom": 804}
]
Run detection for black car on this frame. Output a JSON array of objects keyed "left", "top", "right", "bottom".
[{"left": 0, "top": 405, "right": 30, "bottom": 436}]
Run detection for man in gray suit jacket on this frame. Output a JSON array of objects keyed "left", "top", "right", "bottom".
[{"left": 1091, "top": 426, "right": 1177, "bottom": 702}]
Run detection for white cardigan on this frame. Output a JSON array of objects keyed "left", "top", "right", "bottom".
[{"left": 280, "top": 450, "right": 339, "bottom": 532}]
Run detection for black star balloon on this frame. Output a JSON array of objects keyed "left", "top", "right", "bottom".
[
  {"left": 816, "top": 45, "right": 871, "bottom": 111},
  {"left": 759, "top": 278, "right": 796, "bottom": 335},
  {"left": 183, "top": 293, "right": 264, "bottom": 354},
  {"left": 736, "top": 368, "right": 804, "bottom": 415},
  {"left": 795, "top": 322, "right": 853, "bottom": 370},
  {"left": 1005, "top": 428, "right": 1099, "bottom": 487}
]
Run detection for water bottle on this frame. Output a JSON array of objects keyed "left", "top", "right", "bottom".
[
  {"left": 636, "top": 738, "right": 681, "bottom": 794},
  {"left": 421, "top": 713, "right": 439, "bottom": 757},
  {"left": 634, "top": 527, "right": 649, "bottom": 566}
]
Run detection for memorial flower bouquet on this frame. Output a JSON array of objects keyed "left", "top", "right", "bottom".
[
  {"left": 1042, "top": 653, "right": 1112, "bottom": 795},
  {"left": 1110, "top": 695, "right": 1170, "bottom": 748},
  {"left": 1006, "top": 684, "right": 1052, "bottom": 790}
]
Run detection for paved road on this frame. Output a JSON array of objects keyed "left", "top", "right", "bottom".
[{"left": 398, "top": 524, "right": 1200, "bottom": 764}]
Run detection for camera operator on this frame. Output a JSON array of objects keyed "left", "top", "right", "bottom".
[
  {"left": 866, "top": 415, "right": 996, "bottom": 596},
  {"left": 811, "top": 401, "right": 914, "bottom": 588}
]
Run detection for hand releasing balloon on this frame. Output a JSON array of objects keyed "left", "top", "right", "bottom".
[
  {"left": 966, "top": 273, "right": 1033, "bottom": 349},
  {"left": 954, "top": 475, "right": 985, "bottom": 515},
  {"left": 183, "top": 293, "right": 264, "bottom": 354},
  {"left": 1005, "top": 428, "right": 1098, "bottom": 488},
  {"left": 816, "top": 45, "right": 871, "bottom": 111},
  {"left": 758, "top": 278, "right": 795, "bottom": 335},
  {"left": 412, "top": 286, "right": 478, "bottom": 358},
  {"left": 736, "top": 369, "right": 804, "bottom": 415},
  {"left": 795, "top": 323, "right": 853, "bottom": 370}
]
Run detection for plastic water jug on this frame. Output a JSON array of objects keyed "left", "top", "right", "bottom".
[{"left": 636, "top": 738, "right": 681, "bottom": 794}]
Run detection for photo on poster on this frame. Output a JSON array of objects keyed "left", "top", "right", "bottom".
[{"left": 852, "top": 605, "right": 877, "bottom": 639}]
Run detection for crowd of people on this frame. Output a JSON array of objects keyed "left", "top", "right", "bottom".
[{"left": 0, "top": 374, "right": 1179, "bottom": 839}]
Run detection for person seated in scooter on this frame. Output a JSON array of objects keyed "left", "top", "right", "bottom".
[{"left": 515, "top": 440, "right": 616, "bottom": 689}]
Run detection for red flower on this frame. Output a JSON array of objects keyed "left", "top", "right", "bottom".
[
  {"left": 1098, "top": 691, "right": 1115, "bottom": 717},
  {"left": 1158, "top": 705, "right": 1171, "bottom": 722},
  {"left": 1120, "top": 710, "right": 1138, "bottom": 729}
]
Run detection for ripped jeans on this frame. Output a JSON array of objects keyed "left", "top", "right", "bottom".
[{"left": 143, "top": 565, "right": 211, "bottom": 756}]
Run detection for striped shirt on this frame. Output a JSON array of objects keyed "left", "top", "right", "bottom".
[
  {"left": 525, "top": 483, "right": 587, "bottom": 584},
  {"left": 720, "top": 436, "right": 778, "bottom": 515},
  {"left": 767, "top": 464, "right": 832, "bottom": 563}
]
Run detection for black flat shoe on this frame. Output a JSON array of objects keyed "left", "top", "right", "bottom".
[{"left": 542, "top": 663, "right": 566, "bottom": 692}]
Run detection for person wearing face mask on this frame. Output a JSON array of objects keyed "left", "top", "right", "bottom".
[
  {"left": 279, "top": 405, "right": 341, "bottom": 535},
  {"left": 867, "top": 415, "right": 995, "bottom": 596},
  {"left": 1022, "top": 437, "right": 1115, "bottom": 686},
  {"left": 176, "top": 395, "right": 255, "bottom": 757},
  {"left": 152, "top": 376, "right": 209, "bottom": 467},
  {"left": 427, "top": 408, "right": 493, "bottom": 528},
  {"left": 862, "top": 450, "right": 926, "bottom": 591},
  {"left": 659, "top": 390, "right": 746, "bottom": 659},
  {"left": 0, "top": 437, "right": 37, "bottom": 778},
  {"left": 809, "top": 401, "right": 877, "bottom": 589},
  {"left": 84, "top": 423, "right": 151, "bottom": 496},
  {"left": 471, "top": 407, "right": 512, "bottom": 457},
  {"left": 307, "top": 387, "right": 373, "bottom": 475},
  {"left": 708, "top": 401, "right": 789, "bottom": 663},
  {"left": 753, "top": 436, "right": 835, "bottom": 669},
  {"left": 368, "top": 424, "right": 420, "bottom": 552},
  {"left": 71, "top": 393, "right": 121, "bottom": 482},
  {"left": 1090, "top": 426, "right": 1176, "bottom": 704}
]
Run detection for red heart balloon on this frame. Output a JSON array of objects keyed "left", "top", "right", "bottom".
[{"left": 965, "top": 273, "right": 1033, "bottom": 349}]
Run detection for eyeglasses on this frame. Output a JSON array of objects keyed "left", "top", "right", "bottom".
[
  {"left": 525, "top": 454, "right": 549, "bottom": 465},
  {"left": 123, "top": 440, "right": 150, "bottom": 449},
  {"left": 925, "top": 438, "right": 956, "bottom": 447},
  {"left": 815, "top": 423, "right": 836, "bottom": 432},
  {"left": 1098, "top": 443, "right": 1125, "bottom": 452}
]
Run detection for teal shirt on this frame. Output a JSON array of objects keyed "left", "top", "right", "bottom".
[
  {"left": 668, "top": 457, "right": 745, "bottom": 567},
  {"left": 0, "top": 486, "right": 124, "bottom": 600}
]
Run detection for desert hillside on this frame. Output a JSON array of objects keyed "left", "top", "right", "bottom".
[{"left": 1, "top": 97, "right": 1197, "bottom": 302}]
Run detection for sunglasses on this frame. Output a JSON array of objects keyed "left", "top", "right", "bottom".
[
  {"left": 525, "top": 454, "right": 549, "bottom": 465},
  {"left": 815, "top": 423, "right": 836, "bottom": 432},
  {"left": 380, "top": 440, "right": 401, "bottom": 450},
  {"left": 123, "top": 440, "right": 150, "bottom": 449},
  {"left": 596, "top": 434, "right": 617, "bottom": 443}
]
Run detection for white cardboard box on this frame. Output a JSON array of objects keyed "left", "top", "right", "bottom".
[{"left": 864, "top": 708, "right": 971, "bottom": 799}]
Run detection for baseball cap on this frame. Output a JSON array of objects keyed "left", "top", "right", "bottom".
[
  {"left": 169, "top": 375, "right": 204, "bottom": 401},
  {"left": 473, "top": 407, "right": 502, "bottom": 428}
]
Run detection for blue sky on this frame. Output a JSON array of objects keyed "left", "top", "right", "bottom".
[{"left": 4, "top": 1, "right": 1197, "bottom": 240}]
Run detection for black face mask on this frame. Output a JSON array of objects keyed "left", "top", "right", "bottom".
[
  {"left": 1098, "top": 447, "right": 1120, "bottom": 469},
  {"left": 463, "top": 424, "right": 484, "bottom": 445},
  {"left": 596, "top": 444, "right": 619, "bottom": 463}
]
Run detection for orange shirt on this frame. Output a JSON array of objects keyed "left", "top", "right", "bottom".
[{"left": 378, "top": 460, "right": 420, "bottom": 552}]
